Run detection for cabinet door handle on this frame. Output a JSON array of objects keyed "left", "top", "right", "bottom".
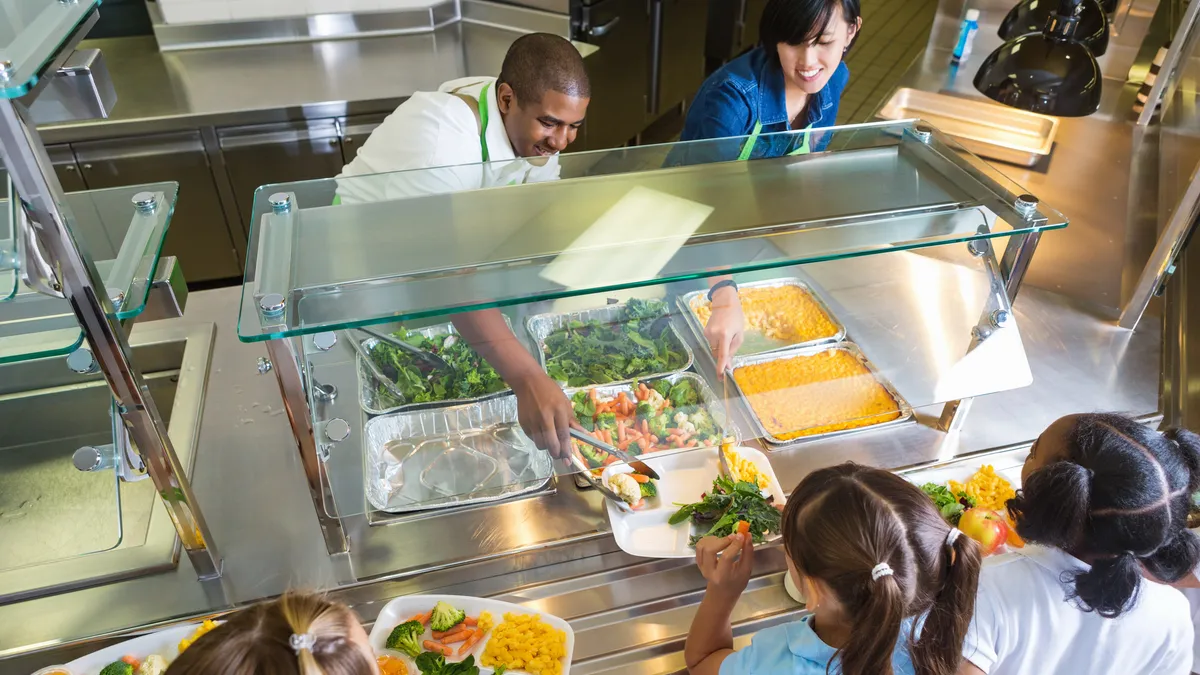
[
  {"left": 82, "top": 163, "right": 92, "bottom": 170},
  {"left": 328, "top": 138, "right": 338, "bottom": 146},
  {"left": 588, "top": 16, "right": 620, "bottom": 37},
  {"left": 64, "top": 165, "right": 76, "bottom": 172}
]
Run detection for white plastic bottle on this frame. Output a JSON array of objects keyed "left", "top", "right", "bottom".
[{"left": 952, "top": 9, "right": 981, "bottom": 64}]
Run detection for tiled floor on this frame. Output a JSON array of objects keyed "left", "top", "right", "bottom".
[{"left": 838, "top": 0, "right": 940, "bottom": 123}]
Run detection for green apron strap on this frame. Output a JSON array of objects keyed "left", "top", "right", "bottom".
[
  {"left": 332, "top": 194, "right": 341, "bottom": 206},
  {"left": 737, "top": 120, "right": 764, "bottom": 161},
  {"left": 787, "top": 124, "right": 814, "bottom": 156},
  {"left": 478, "top": 82, "right": 492, "bottom": 162}
]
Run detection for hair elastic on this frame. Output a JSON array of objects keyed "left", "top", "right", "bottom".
[
  {"left": 870, "top": 562, "right": 894, "bottom": 582},
  {"left": 945, "top": 528, "right": 962, "bottom": 547},
  {"left": 290, "top": 633, "right": 317, "bottom": 654}
]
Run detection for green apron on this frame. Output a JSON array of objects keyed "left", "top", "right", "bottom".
[
  {"left": 737, "top": 120, "right": 813, "bottom": 161},
  {"left": 332, "top": 83, "right": 495, "bottom": 206}
]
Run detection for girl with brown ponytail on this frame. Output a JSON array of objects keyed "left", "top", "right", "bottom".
[
  {"left": 165, "top": 591, "right": 379, "bottom": 675},
  {"left": 685, "top": 462, "right": 982, "bottom": 675}
]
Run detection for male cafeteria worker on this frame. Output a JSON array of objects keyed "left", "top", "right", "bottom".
[
  {"left": 334, "top": 34, "right": 744, "bottom": 456},
  {"left": 681, "top": 0, "right": 861, "bottom": 156}
]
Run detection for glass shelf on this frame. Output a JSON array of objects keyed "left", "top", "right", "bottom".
[
  {"left": 237, "top": 121, "right": 1067, "bottom": 343},
  {"left": 2, "top": 178, "right": 14, "bottom": 300},
  {"left": 0, "top": 0, "right": 101, "bottom": 99},
  {"left": 302, "top": 229, "right": 1031, "bottom": 517},
  {"left": 0, "top": 181, "right": 178, "bottom": 364}
]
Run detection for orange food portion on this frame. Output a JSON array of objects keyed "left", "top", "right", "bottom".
[
  {"left": 1005, "top": 513, "right": 1025, "bottom": 548},
  {"left": 733, "top": 350, "right": 900, "bottom": 440},
  {"left": 693, "top": 284, "right": 838, "bottom": 344},
  {"left": 377, "top": 654, "right": 409, "bottom": 675}
]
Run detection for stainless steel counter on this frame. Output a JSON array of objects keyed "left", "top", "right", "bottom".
[
  {"left": 37, "top": 20, "right": 530, "bottom": 143},
  {"left": 0, "top": 254, "right": 1160, "bottom": 672}
]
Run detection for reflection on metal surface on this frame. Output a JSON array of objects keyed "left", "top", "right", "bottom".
[
  {"left": 0, "top": 321, "right": 214, "bottom": 603},
  {"left": 878, "top": 89, "right": 1059, "bottom": 166}
]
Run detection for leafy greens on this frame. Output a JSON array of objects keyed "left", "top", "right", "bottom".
[
  {"left": 369, "top": 329, "right": 506, "bottom": 408},
  {"left": 669, "top": 476, "right": 781, "bottom": 547},
  {"left": 920, "top": 482, "right": 976, "bottom": 525},
  {"left": 414, "top": 652, "right": 480, "bottom": 675},
  {"left": 542, "top": 299, "right": 688, "bottom": 387}
]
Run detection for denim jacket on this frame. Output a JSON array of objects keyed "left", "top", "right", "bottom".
[{"left": 680, "top": 46, "right": 849, "bottom": 158}]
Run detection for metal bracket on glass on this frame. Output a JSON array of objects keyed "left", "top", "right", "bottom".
[
  {"left": 1136, "top": 0, "right": 1200, "bottom": 126},
  {"left": 1120, "top": 161, "right": 1200, "bottom": 329},
  {"left": 253, "top": 192, "right": 298, "bottom": 315}
]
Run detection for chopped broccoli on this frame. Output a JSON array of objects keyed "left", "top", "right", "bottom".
[
  {"left": 100, "top": 662, "right": 134, "bottom": 675},
  {"left": 652, "top": 379, "right": 673, "bottom": 399},
  {"left": 636, "top": 401, "right": 656, "bottom": 417},
  {"left": 429, "top": 600, "right": 466, "bottom": 632},
  {"left": 640, "top": 480, "right": 658, "bottom": 498},
  {"left": 668, "top": 381, "right": 700, "bottom": 407},
  {"left": 648, "top": 413, "right": 672, "bottom": 439},
  {"left": 385, "top": 619, "right": 425, "bottom": 657},
  {"left": 689, "top": 409, "right": 718, "bottom": 437},
  {"left": 596, "top": 411, "right": 618, "bottom": 431}
]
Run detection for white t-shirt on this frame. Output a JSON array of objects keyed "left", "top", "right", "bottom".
[
  {"left": 963, "top": 545, "right": 1193, "bottom": 675},
  {"left": 1181, "top": 568, "right": 1200, "bottom": 674},
  {"left": 334, "top": 76, "right": 560, "bottom": 204}
]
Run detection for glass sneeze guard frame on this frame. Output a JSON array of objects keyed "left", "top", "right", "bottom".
[
  {"left": 237, "top": 120, "right": 1066, "bottom": 559},
  {"left": 237, "top": 120, "right": 1065, "bottom": 342},
  {"left": 0, "top": 0, "right": 101, "bottom": 99},
  {"left": 0, "top": 181, "right": 179, "bottom": 364}
]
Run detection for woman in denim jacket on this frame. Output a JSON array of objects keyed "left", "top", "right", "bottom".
[{"left": 682, "top": 0, "right": 861, "bottom": 158}]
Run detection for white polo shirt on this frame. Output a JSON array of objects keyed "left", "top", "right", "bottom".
[
  {"left": 1180, "top": 578, "right": 1200, "bottom": 673},
  {"left": 963, "top": 545, "right": 1192, "bottom": 675},
  {"left": 334, "top": 76, "right": 559, "bottom": 204}
]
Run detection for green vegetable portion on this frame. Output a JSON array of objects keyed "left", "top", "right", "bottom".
[
  {"left": 414, "top": 652, "right": 480, "bottom": 675},
  {"left": 669, "top": 476, "right": 781, "bottom": 547},
  {"left": 542, "top": 299, "right": 688, "bottom": 387},
  {"left": 368, "top": 328, "right": 507, "bottom": 408},
  {"left": 385, "top": 619, "right": 425, "bottom": 657},
  {"left": 429, "top": 600, "right": 466, "bottom": 633},
  {"left": 99, "top": 662, "right": 134, "bottom": 675},
  {"left": 920, "top": 482, "right": 976, "bottom": 525}
]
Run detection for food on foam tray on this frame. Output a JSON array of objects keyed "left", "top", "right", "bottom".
[
  {"left": 922, "top": 466, "right": 1024, "bottom": 553},
  {"left": 571, "top": 378, "right": 721, "bottom": 462},
  {"left": 541, "top": 298, "right": 688, "bottom": 387},
  {"left": 949, "top": 464, "right": 1016, "bottom": 512},
  {"left": 382, "top": 601, "right": 494, "bottom": 671},
  {"left": 669, "top": 475, "right": 781, "bottom": 547},
  {"left": 733, "top": 349, "right": 900, "bottom": 439},
  {"left": 692, "top": 283, "right": 839, "bottom": 345},
  {"left": 177, "top": 619, "right": 219, "bottom": 653},
  {"left": 606, "top": 470, "right": 658, "bottom": 509},
  {"left": 369, "top": 328, "right": 507, "bottom": 409},
  {"left": 723, "top": 446, "right": 769, "bottom": 491},
  {"left": 97, "top": 655, "right": 168, "bottom": 675},
  {"left": 481, "top": 612, "right": 568, "bottom": 675}
]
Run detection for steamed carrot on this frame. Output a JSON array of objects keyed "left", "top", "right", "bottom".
[
  {"left": 407, "top": 612, "right": 432, "bottom": 624},
  {"left": 424, "top": 641, "right": 452, "bottom": 656},
  {"left": 617, "top": 423, "right": 627, "bottom": 443},
  {"left": 631, "top": 473, "right": 650, "bottom": 483},
  {"left": 603, "top": 455, "right": 618, "bottom": 466},
  {"left": 618, "top": 440, "right": 632, "bottom": 451},
  {"left": 736, "top": 520, "right": 750, "bottom": 536},
  {"left": 638, "top": 438, "right": 649, "bottom": 452},
  {"left": 464, "top": 617, "right": 478, "bottom": 626},
  {"left": 590, "top": 389, "right": 599, "bottom": 403},
  {"left": 442, "top": 631, "right": 471, "bottom": 644},
  {"left": 457, "top": 630, "right": 483, "bottom": 656},
  {"left": 433, "top": 625, "right": 468, "bottom": 639},
  {"left": 686, "top": 439, "right": 698, "bottom": 447},
  {"left": 641, "top": 419, "right": 650, "bottom": 435}
]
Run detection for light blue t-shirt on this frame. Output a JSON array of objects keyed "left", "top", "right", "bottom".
[{"left": 718, "top": 615, "right": 916, "bottom": 675}]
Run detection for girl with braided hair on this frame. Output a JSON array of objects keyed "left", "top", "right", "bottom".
[{"left": 959, "top": 413, "right": 1200, "bottom": 675}]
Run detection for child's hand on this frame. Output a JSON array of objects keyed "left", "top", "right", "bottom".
[{"left": 695, "top": 533, "right": 754, "bottom": 601}]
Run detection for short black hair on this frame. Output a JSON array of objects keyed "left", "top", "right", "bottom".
[
  {"left": 1010, "top": 413, "right": 1200, "bottom": 618},
  {"left": 497, "top": 33, "right": 590, "bottom": 104},
  {"left": 759, "top": 0, "right": 861, "bottom": 57}
]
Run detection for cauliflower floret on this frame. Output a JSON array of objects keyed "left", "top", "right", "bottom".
[
  {"left": 608, "top": 472, "right": 642, "bottom": 505},
  {"left": 647, "top": 390, "right": 665, "bottom": 408},
  {"left": 137, "top": 655, "right": 168, "bottom": 675},
  {"left": 672, "top": 411, "right": 696, "bottom": 433}
]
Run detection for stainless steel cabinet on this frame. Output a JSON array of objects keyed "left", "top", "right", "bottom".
[
  {"left": 573, "top": 0, "right": 651, "bottom": 150},
  {"left": 337, "top": 114, "right": 388, "bottom": 165},
  {"left": 73, "top": 132, "right": 242, "bottom": 282},
  {"left": 47, "top": 145, "right": 88, "bottom": 193},
  {"left": 218, "top": 120, "right": 345, "bottom": 224}
]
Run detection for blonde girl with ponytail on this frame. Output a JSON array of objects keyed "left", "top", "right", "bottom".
[
  {"left": 166, "top": 591, "right": 379, "bottom": 675},
  {"left": 685, "top": 462, "right": 982, "bottom": 675}
]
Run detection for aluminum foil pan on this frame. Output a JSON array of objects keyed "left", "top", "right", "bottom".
[
  {"left": 730, "top": 342, "right": 913, "bottom": 445},
  {"left": 364, "top": 394, "right": 554, "bottom": 513},
  {"left": 357, "top": 316, "right": 514, "bottom": 416},
  {"left": 526, "top": 302, "right": 694, "bottom": 388},
  {"left": 564, "top": 372, "right": 739, "bottom": 460},
  {"left": 678, "top": 278, "right": 845, "bottom": 361}
]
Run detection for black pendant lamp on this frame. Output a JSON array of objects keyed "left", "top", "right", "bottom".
[
  {"left": 974, "top": 0, "right": 1102, "bottom": 117},
  {"left": 999, "top": 0, "right": 1109, "bottom": 56}
]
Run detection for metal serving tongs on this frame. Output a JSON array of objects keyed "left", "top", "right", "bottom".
[
  {"left": 346, "top": 331, "right": 410, "bottom": 402},
  {"left": 564, "top": 442, "right": 635, "bottom": 514},
  {"left": 569, "top": 428, "right": 661, "bottom": 480},
  {"left": 357, "top": 326, "right": 454, "bottom": 374},
  {"left": 718, "top": 367, "right": 737, "bottom": 478}
]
